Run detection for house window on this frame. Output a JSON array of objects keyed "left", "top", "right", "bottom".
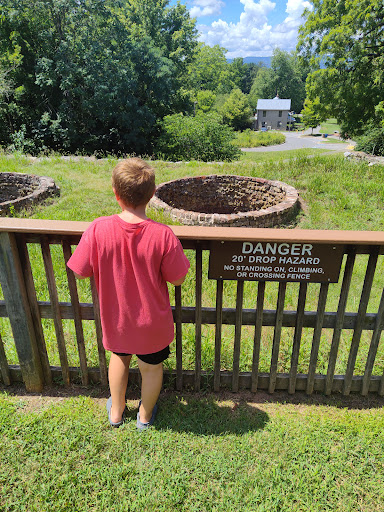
[
  {"left": 263, "top": 110, "right": 266, "bottom": 117},
  {"left": 278, "top": 110, "right": 282, "bottom": 117}
]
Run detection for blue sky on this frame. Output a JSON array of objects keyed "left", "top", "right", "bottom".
[{"left": 170, "top": 0, "right": 313, "bottom": 58}]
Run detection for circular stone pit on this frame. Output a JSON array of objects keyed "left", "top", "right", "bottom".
[
  {"left": 0, "top": 172, "right": 60, "bottom": 216},
  {"left": 150, "top": 175, "right": 300, "bottom": 227}
]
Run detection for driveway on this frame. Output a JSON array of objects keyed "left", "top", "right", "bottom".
[{"left": 241, "top": 128, "right": 355, "bottom": 153}]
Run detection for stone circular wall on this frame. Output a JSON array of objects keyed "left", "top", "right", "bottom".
[
  {"left": 0, "top": 172, "right": 60, "bottom": 215},
  {"left": 150, "top": 175, "right": 300, "bottom": 227}
]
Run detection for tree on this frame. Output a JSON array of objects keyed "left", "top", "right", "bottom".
[
  {"left": 248, "top": 67, "right": 275, "bottom": 110},
  {"left": 196, "top": 90, "right": 216, "bottom": 113},
  {"left": 242, "top": 62, "right": 264, "bottom": 95},
  {"left": 270, "top": 49, "right": 307, "bottom": 113},
  {"left": 301, "top": 98, "right": 326, "bottom": 133},
  {"left": 248, "top": 50, "right": 308, "bottom": 112},
  {"left": 155, "top": 112, "right": 241, "bottom": 162},
  {"left": 298, "top": 0, "right": 384, "bottom": 137},
  {"left": 0, "top": 0, "right": 198, "bottom": 154},
  {"left": 187, "top": 43, "right": 241, "bottom": 94},
  {"left": 219, "top": 88, "right": 252, "bottom": 131}
]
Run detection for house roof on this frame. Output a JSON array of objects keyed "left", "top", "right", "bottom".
[{"left": 257, "top": 97, "right": 291, "bottom": 110}]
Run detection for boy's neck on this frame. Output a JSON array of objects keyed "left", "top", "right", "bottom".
[{"left": 118, "top": 203, "right": 149, "bottom": 224}]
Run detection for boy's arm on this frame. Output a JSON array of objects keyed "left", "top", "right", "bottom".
[
  {"left": 73, "top": 271, "right": 88, "bottom": 280},
  {"left": 169, "top": 274, "right": 187, "bottom": 286}
]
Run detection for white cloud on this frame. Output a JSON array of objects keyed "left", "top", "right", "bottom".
[
  {"left": 190, "top": 0, "right": 225, "bottom": 18},
  {"left": 195, "top": 0, "right": 313, "bottom": 57}
]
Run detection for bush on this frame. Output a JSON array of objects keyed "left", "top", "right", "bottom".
[
  {"left": 155, "top": 113, "right": 241, "bottom": 162},
  {"left": 355, "top": 124, "right": 384, "bottom": 156},
  {"left": 234, "top": 129, "right": 286, "bottom": 148}
]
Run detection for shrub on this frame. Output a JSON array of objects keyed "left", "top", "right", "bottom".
[
  {"left": 234, "top": 129, "right": 286, "bottom": 148},
  {"left": 355, "top": 123, "right": 384, "bottom": 156},
  {"left": 155, "top": 112, "right": 241, "bottom": 162}
]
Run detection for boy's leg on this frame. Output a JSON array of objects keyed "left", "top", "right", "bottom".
[
  {"left": 137, "top": 359, "right": 163, "bottom": 424},
  {"left": 108, "top": 353, "right": 132, "bottom": 423}
]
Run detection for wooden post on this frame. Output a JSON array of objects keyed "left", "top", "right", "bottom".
[
  {"left": 214, "top": 279, "right": 223, "bottom": 391},
  {"left": 289, "top": 282, "right": 307, "bottom": 394},
  {"left": 269, "top": 282, "right": 286, "bottom": 393},
  {"left": 194, "top": 244, "right": 202, "bottom": 391},
  {"left": 175, "top": 284, "right": 183, "bottom": 391},
  {"left": 251, "top": 281, "right": 265, "bottom": 392},
  {"left": 232, "top": 280, "right": 244, "bottom": 392},
  {"left": 0, "top": 232, "right": 44, "bottom": 391}
]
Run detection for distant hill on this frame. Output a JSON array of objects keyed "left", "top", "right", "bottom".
[{"left": 227, "top": 56, "right": 271, "bottom": 67}]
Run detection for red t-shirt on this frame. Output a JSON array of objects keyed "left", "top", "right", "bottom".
[{"left": 67, "top": 215, "right": 190, "bottom": 354}]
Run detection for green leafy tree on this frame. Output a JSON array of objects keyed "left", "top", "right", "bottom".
[
  {"left": 219, "top": 88, "right": 252, "bottom": 131},
  {"left": 155, "top": 112, "right": 241, "bottom": 161},
  {"left": 187, "top": 43, "right": 239, "bottom": 94},
  {"left": 298, "top": 0, "right": 384, "bottom": 137},
  {"left": 248, "top": 49, "right": 308, "bottom": 112},
  {"left": 196, "top": 90, "right": 216, "bottom": 113},
  {"left": 242, "top": 62, "right": 264, "bottom": 95},
  {"left": 271, "top": 49, "right": 307, "bottom": 113},
  {"left": 0, "top": 0, "right": 197, "bottom": 154},
  {"left": 248, "top": 67, "right": 275, "bottom": 109},
  {"left": 301, "top": 98, "right": 326, "bottom": 133}
]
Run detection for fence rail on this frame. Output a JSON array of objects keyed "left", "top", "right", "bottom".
[{"left": 0, "top": 218, "right": 384, "bottom": 396}]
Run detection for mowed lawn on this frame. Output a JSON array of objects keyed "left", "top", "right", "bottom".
[{"left": 1, "top": 150, "right": 384, "bottom": 511}]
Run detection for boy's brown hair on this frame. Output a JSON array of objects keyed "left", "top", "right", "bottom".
[{"left": 112, "top": 158, "right": 156, "bottom": 208}]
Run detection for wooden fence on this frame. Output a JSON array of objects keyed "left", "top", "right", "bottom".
[{"left": 0, "top": 218, "right": 384, "bottom": 396}]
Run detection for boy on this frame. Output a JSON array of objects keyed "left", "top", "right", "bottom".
[{"left": 67, "top": 158, "right": 190, "bottom": 429}]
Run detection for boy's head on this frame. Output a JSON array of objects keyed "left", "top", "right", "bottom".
[{"left": 112, "top": 158, "right": 155, "bottom": 208}]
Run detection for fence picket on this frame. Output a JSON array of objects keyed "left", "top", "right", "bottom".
[
  {"left": 41, "top": 236, "right": 70, "bottom": 386},
  {"left": 62, "top": 240, "right": 89, "bottom": 386},
  {"left": 306, "top": 283, "right": 329, "bottom": 394},
  {"left": 90, "top": 277, "right": 108, "bottom": 386},
  {"left": 214, "top": 279, "right": 224, "bottom": 392},
  {"left": 361, "top": 286, "right": 384, "bottom": 395},
  {"left": 194, "top": 245, "right": 202, "bottom": 391},
  {"left": 0, "top": 232, "right": 44, "bottom": 391},
  {"left": 289, "top": 282, "right": 307, "bottom": 394},
  {"left": 0, "top": 332, "right": 11, "bottom": 385},
  {"left": 232, "top": 280, "right": 244, "bottom": 392},
  {"left": 16, "top": 235, "right": 52, "bottom": 385},
  {"left": 344, "top": 248, "right": 379, "bottom": 395},
  {"left": 269, "top": 282, "right": 286, "bottom": 393},
  {"left": 175, "top": 284, "right": 183, "bottom": 391},
  {"left": 325, "top": 250, "right": 356, "bottom": 395},
  {"left": 251, "top": 281, "right": 265, "bottom": 392}
]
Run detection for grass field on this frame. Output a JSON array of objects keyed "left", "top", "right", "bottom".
[
  {"left": 319, "top": 118, "right": 341, "bottom": 135},
  {"left": 234, "top": 130, "right": 286, "bottom": 148},
  {"left": 1, "top": 149, "right": 384, "bottom": 511},
  {"left": 1, "top": 391, "right": 384, "bottom": 512},
  {"left": 1, "top": 150, "right": 384, "bottom": 377}
]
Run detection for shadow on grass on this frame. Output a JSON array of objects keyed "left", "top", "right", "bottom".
[
  {"left": 2, "top": 384, "right": 384, "bottom": 418},
  {"left": 126, "top": 394, "right": 270, "bottom": 436}
]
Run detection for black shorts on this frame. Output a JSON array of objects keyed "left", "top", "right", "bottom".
[{"left": 113, "top": 345, "right": 170, "bottom": 365}]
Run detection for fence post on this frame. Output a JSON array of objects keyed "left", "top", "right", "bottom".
[{"left": 0, "top": 232, "right": 44, "bottom": 392}]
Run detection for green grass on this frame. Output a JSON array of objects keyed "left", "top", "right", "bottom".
[
  {"left": 319, "top": 118, "right": 341, "bottom": 135},
  {"left": 240, "top": 148, "right": 325, "bottom": 162},
  {"left": 1, "top": 152, "right": 384, "bottom": 378},
  {"left": 1, "top": 392, "right": 384, "bottom": 511},
  {"left": 234, "top": 129, "right": 285, "bottom": 148},
  {"left": 2, "top": 152, "right": 384, "bottom": 511}
]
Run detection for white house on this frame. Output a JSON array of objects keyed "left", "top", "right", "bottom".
[{"left": 256, "top": 96, "right": 292, "bottom": 131}]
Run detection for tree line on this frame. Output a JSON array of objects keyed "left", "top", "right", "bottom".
[
  {"left": 0, "top": 0, "right": 309, "bottom": 157},
  {"left": 1, "top": 0, "right": 382, "bottom": 157}
]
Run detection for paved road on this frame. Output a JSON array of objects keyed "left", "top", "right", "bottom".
[{"left": 241, "top": 128, "right": 355, "bottom": 153}]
